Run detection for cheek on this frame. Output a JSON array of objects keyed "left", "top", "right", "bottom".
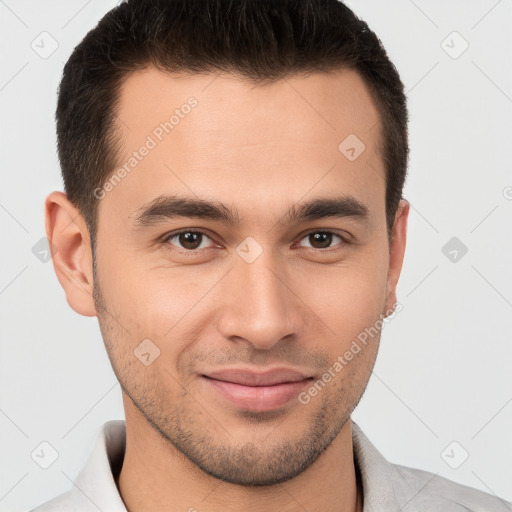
[
  {"left": 101, "top": 263, "right": 219, "bottom": 369},
  {"left": 99, "top": 252, "right": 184, "bottom": 328},
  {"left": 295, "top": 252, "right": 389, "bottom": 341}
]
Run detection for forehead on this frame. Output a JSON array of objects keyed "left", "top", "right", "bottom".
[
  {"left": 116, "top": 66, "right": 380, "bottom": 150},
  {"left": 101, "top": 67, "right": 385, "bottom": 228}
]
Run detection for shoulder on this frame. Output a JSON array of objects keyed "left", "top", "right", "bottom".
[
  {"left": 27, "top": 488, "right": 87, "bottom": 512},
  {"left": 27, "top": 420, "right": 127, "bottom": 512},
  {"left": 390, "top": 463, "right": 512, "bottom": 511},
  {"left": 351, "top": 420, "right": 511, "bottom": 511}
]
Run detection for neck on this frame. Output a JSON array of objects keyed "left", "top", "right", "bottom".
[{"left": 117, "top": 402, "right": 362, "bottom": 512}]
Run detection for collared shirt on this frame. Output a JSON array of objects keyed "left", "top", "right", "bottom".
[{"left": 29, "top": 419, "right": 511, "bottom": 511}]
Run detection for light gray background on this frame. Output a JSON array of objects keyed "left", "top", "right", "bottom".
[{"left": 1, "top": 1, "right": 511, "bottom": 510}]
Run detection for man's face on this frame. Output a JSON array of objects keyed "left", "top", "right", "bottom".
[{"left": 91, "top": 68, "right": 406, "bottom": 485}]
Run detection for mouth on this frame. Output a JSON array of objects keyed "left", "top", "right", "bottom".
[{"left": 201, "top": 368, "right": 314, "bottom": 412}]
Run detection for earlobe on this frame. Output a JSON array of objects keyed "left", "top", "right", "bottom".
[
  {"left": 385, "top": 199, "right": 410, "bottom": 314},
  {"left": 45, "top": 191, "right": 98, "bottom": 317}
]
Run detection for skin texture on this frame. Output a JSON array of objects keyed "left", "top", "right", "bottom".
[{"left": 46, "top": 67, "right": 409, "bottom": 512}]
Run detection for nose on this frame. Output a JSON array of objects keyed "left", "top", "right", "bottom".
[{"left": 216, "top": 249, "right": 304, "bottom": 351}]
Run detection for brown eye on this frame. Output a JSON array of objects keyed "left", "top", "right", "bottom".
[
  {"left": 298, "top": 231, "right": 346, "bottom": 250},
  {"left": 164, "top": 230, "right": 214, "bottom": 251},
  {"left": 178, "top": 232, "right": 202, "bottom": 250}
]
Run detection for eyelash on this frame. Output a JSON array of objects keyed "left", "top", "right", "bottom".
[{"left": 161, "top": 228, "right": 350, "bottom": 254}]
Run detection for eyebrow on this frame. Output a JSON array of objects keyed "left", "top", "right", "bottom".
[{"left": 131, "top": 194, "right": 370, "bottom": 229}]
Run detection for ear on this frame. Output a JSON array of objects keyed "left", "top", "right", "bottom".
[
  {"left": 384, "top": 199, "right": 409, "bottom": 314},
  {"left": 45, "top": 191, "right": 97, "bottom": 317}
]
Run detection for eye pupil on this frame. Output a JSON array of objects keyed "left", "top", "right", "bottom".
[
  {"left": 180, "top": 232, "right": 202, "bottom": 250},
  {"left": 310, "top": 232, "right": 332, "bottom": 249}
]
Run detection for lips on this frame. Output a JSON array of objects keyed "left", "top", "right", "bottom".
[{"left": 201, "top": 367, "right": 314, "bottom": 411}]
